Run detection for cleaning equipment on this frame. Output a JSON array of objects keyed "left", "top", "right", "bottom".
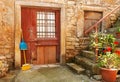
[{"left": 19, "top": 37, "right": 31, "bottom": 71}]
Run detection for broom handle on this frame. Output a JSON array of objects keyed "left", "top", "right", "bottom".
[{"left": 23, "top": 50, "right": 27, "bottom": 64}]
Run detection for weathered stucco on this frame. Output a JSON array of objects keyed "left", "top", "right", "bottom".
[{"left": 0, "top": 0, "right": 120, "bottom": 68}]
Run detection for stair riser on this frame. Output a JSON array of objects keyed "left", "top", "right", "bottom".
[
  {"left": 67, "top": 63, "right": 85, "bottom": 74},
  {"left": 75, "top": 56, "right": 100, "bottom": 75},
  {"left": 79, "top": 38, "right": 90, "bottom": 49},
  {"left": 81, "top": 51, "right": 95, "bottom": 60}
]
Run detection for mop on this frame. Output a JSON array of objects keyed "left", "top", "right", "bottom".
[{"left": 19, "top": 33, "right": 31, "bottom": 71}]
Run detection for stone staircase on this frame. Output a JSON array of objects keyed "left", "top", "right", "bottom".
[
  {"left": 67, "top": 15, "right": 120, "bottom": 76},
  {"left": 67, "top": 50, "right": 99, "bottom": 75},
  {"left": 67, "top": 16, "right": 120, "bottom": 77},
  {"left": 67, "top": 36, "right": 100, "bottom": 76},
  {"left": 75, "top": 50, "right": 99, "bottom": 75},
  {"left": 107, "top": 16, "right": 120, "bottom": 46},
  {"left": 107, "top": 16, "right": 120, "bottom": 36}
]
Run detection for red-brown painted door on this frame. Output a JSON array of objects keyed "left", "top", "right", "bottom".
[{"left": 21, "top": 7, "right": 60, "bottom": 65}]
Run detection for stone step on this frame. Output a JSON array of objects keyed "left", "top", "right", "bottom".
[
  {"left": 81, "top": 50, "right": 95, "bottom": 60},
  {"left": 66, "top": 63, "right": 85, "bottom": 74},
  {"left": 79, "top": 37, "right": 90, "bottom": 44},
  {"left": 75, "top": 55, "right": 99, "bottom": 75},
  {"left": 79, "top": 37, "right": 90, "bottom": 49},
  {"left": 107, "top": 27, "right": 116, "bottom": 34},
  {"left": 79, "top": 37, "right": 90, "bottom": 41}
]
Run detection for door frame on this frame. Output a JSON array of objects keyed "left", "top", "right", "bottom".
[{"left": 15, "top": 1, "right": 66, "bottom": 68}]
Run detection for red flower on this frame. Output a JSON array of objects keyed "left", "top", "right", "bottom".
[
  {"left": 103, "top": 50, "right": 107, "bottom": 53},
  {"left": 106, "top": 47, "right": 112, "bottom": 52},
  {"left": 115, "top": 50, "right": 120, "bottom": 55},
  {"left": 114, "top": 41, "right": 119, "bottom": 45}
]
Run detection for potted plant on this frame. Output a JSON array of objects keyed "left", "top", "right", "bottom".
[
  {"left": 97, "top": 44, "right": 120, "bottom": 82},
  {"left": 97, "top": 51, "right": 120, "bottom": 82},
  {"left": 90, "top": 33, "right": 120, "bottom": 82}
]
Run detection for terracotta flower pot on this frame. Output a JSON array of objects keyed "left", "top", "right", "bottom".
[{"left": 100, "top": 68, "right": 118, "bottom": 82}]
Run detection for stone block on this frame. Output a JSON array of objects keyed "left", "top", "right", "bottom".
[
  {"left": 110, "top": 16, "right": 117, "bottom": 21},
  {"left": 66, "top": 46, "right": 75, "bottom": 49},
  {"left": 4, "top": 49, "right": 10, "bottom": 55},
  {"left": 5, "top": 54, "right": 12, "bottom": 59},
  {"left": 66, "top": 38, "right": 76, "bottom": 42},
  {"left": 92, "top": 75, "right": 102, "bottom": 81},
  {"left": 66, "top": 33, "right": 71, "bottom": 37},
  {"left": 66, "top": 42, "right": 72, "bottom": 45},
  {"left": 74, "top": 43, "right": 79, "bottom": 46},
  {"left": 68, "top": 1, "right": 76, "bottom": 5},
  {"left": 7, "top": 59, "right": 13, "bottom": 62},
  {"left": 0, "top": 56, "right": 6, "bottom": 60},
  {"left": 0, "top": 56, "right": 8, "bottom": 78}
]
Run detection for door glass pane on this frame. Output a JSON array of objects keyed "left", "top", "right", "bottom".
[{"left": 37, "top": 11, "right": 55, "bottom": 38}]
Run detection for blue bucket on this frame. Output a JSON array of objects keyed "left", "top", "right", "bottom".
[{"left": 19, "top": 39, "right": 28, "bottom": 50}]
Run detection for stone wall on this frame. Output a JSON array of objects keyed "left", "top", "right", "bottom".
[
  {"left": 0, "top": 0, "right": 14, "bottom": 69},
  {"left": 0, "top": 56, "right": 8, "bottom": 77},
  {"left": 0, "top": 0, "right": 120, "bottom": 68},
  {"left": 65, "top": 0, "right": 120, "bottom": 62}
]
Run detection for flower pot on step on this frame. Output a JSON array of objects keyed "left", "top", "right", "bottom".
[{"left": 100, "top": 68, "right": 118, "bottom": 82}]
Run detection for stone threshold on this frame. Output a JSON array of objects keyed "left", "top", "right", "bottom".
[{"left": 31, "top": 63, "right": 60, "bottom": 70}]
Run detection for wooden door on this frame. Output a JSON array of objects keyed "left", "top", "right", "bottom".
[
  {"left": 21, "top": 7, "right": 60, "bottom": 65},
  {"left": 84, "top": 11, "right": 102, "bottom": 33}
]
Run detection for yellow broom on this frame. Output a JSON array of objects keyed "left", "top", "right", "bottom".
[
  {"left": 20, "top": 32, "right": 31, "bottom": 71},
  {"left": 21, "top": 50, "right": 31, "bottom": 71}
]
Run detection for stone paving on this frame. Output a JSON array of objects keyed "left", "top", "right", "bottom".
[
  {"left": 2, "top": 65, "right": 120, "bottom": 82},
  {"left": 14, "top": 65, "right": 100, "bottom": 82},
  {"left": 4, "top": 65, "right": 120, "bottom": 82}
]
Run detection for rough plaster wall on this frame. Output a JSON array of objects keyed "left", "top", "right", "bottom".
[{"left": 0, "top": 0, "right": 14, "bottom": 69}]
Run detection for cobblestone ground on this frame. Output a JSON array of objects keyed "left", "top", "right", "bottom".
[{"left": 14, "top": 65, "right": 100, "bottom": 82}]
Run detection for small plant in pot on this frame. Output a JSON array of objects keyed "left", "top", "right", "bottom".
[{"left": 97, "top": 47, "right": 120, "bottom": 82}]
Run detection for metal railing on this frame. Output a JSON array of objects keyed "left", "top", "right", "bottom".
[
  {"left": 84, "top": 5, "right": 120, "bottom": 36},
  {"left": 84, "top": 5, "right": 120, "bottom": 61}
]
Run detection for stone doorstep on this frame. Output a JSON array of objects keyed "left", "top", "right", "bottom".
[
  {"left": 66, "top": 63, "right": 85, "bottom": 74},
  {"left": 31, "top": 64, "right": 60, "bottom": 70}
]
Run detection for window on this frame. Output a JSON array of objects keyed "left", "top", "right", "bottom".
[{"left": 37, "top": 11, "right": 56, "bottom": 38}]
